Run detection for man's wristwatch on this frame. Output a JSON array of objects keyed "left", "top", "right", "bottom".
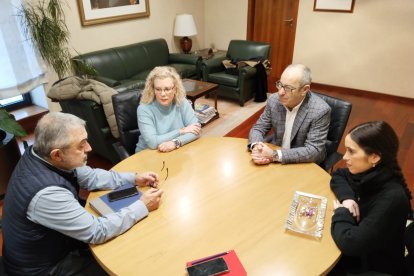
[
  {"left": 247, "top": 142, "right": 257, "bottom": 151},
  {"left": 272, "top": 150, "right": 279, "bottom": 162},
  {"left": 172, "top": 139, "right": 181, "bottom": 149}
]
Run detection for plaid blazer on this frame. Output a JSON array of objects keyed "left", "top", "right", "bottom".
[{"left": 249, "top": 92, "right": 331, "bottom": 164}]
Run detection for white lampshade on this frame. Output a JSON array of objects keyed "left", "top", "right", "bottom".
[{"left": 174, "top": 14, "right": 197, "bottom": 37}]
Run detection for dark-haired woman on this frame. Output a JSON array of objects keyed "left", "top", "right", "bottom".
[{"left": 329, "top": 121, "right": 412, "bottom": 275}]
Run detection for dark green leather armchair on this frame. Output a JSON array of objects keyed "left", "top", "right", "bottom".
[
  {"left": 201, "top": 40, "right": 271, "bottom": 106},
  {"left": 72, "top": 38, "right": 201, "bottom": 93}
]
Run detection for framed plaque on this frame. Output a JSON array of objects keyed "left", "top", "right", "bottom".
[{"left": 286, "top": 191, "right": 328, "bottom": 239}]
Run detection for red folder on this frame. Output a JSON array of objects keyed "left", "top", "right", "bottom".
[{"left": 186, "top": 250, "right": 246, "bottom": 276}]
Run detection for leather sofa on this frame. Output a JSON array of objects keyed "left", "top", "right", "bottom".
[
  {"left": 72, "top": 38, "right": 201, "bottom": 93},
  {"left": 55, "top": 38, "right": 201, "bottom": 164}
]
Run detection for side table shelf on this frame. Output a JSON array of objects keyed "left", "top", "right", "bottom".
[{"left": 183, "top": 79, "right": 220, "bottom": 127}]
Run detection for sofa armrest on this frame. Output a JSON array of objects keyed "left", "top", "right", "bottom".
[
  {"left": 93, "top": 76, "right": 121, "bottom": 87},
  {"left": 239, "top": 66, "right": 257, "bottom": 79},
  {"left": 169, "top": 53, "right": 201, "bottom": 65},
  {"left": 200, "top": 56, "right": 227, "bottom": 80},
  {"left": 114, "top": 80, "right": 146, "bottom": 93}
]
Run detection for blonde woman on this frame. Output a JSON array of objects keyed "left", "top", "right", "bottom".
[{"left": 136, "top": 66, "right": 201, "bottom": 153}]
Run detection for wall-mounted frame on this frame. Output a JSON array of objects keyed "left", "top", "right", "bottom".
[
  {"left": 313, "top": 0, "right": 355, "bottom": 13},
  {"left": 77, "top": 0, "right": 150, "bottom": 26}
]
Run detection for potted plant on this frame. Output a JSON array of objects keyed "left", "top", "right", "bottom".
[
  {"left": 19, "top": 0, "right": 72, "bottom": 79},
  {"left": 0, "top": 107, "right": 27, "bottom": 140},
  {"left": 0, "top": 107, "right": 27, "bottom": 198},
  {"left": 19, "top": 0, "right": 98, "bottom": 80}
]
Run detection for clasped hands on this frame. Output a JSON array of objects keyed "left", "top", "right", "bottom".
[
  {"left": 333, "top": 199, "right": 360, "bottom": 222},
  {"left": 158, "top": 123, "right": 201, "bottom": 152},
  {"left": 134, "top": 171, "right": 164, "bottom": 212},
  {"left": 251, "top": 142, "right": 274, "bottom": 165}
]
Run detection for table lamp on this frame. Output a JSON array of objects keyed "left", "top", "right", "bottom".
[{"left": 174, "top": 14, "right": 197, "bottom": 54}]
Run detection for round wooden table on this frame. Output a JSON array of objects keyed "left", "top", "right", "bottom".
[{"left": 86, "top": 137, "right": 340, "bottom": 275}]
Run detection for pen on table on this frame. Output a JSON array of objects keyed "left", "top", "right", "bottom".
[{"left": 191, "top": 251, "right": 229, "bottom": 265}]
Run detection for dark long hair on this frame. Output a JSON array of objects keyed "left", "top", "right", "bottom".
[{"left": 349, "top": 121, "right": 412, "bottom": 204}]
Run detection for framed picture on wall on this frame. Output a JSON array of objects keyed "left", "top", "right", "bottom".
[
  {"left": 77, "top": 0, "right": 150, "bottom": 26},
  {"left": 314, "top": 0, "right": 355, "bottom": 13}
]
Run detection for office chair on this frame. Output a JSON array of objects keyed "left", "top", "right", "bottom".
[
  {"left": 313, "top": 91, "right": 352, "bottom": 172},
  {"left": 263, "top": 91, "right": 352, "bottom": 172},
  {"left": 406, "top": 220, "right": 414, "bottom": 272},
  {"left": 112, "top": 90, "right": 142, "bottom": 160}
]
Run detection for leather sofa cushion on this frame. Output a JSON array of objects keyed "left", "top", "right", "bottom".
[
  {"left": 139, "top": 39, "right": 170, "bottom": 68},
  {"left": 227, "top": 40, "right": 271, "bottom": 60},
  {"left": 115, "top": 44, "right": 152, "bottom": 77},
  {"left": 208, "top": 72, "right": 239, "bottom": 87},
  {"left": 115, "top": 79, "right": 146, "bottom": 93},
  {"left": 75, "top": 49, "right": 127, "bottom": 81},
  {"left": 130, "top": 70, "right": 152, "bottom": 81},
  {"left": 73, "top": 39, "right": 200, "bottom": 88},
  {"left": 169, "top": 63, "right": 198, "bottom": 79}
]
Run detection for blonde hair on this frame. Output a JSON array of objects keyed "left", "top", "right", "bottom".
[{"left": 140, "top": 66, "right": 186, "bottom": 105}]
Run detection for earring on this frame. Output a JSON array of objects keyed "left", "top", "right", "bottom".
[{"left": 372, "top": 163, "right": 376, "bottom": 168}]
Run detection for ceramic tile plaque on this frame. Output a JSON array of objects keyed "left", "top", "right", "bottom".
[{"left": 286, "top": 191, "right": 327, "bottom": 239}]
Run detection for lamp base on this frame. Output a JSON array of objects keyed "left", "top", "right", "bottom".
[{"left": 180, "top": 36, "right": 192, "bottom": 54}]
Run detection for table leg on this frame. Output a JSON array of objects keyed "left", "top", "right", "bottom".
[{"left": 213, "top": 91, "right": 218, "bottom": 112}]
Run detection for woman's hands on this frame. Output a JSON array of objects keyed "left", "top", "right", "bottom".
[
  {"left": 180, "top": 123, "right": 201, "bottom": 135},
  {"left": 333, "top": 199, "right": 360, "bottom": 222},
  {"left": 158, "top": 141, "right": 175, "bottom": 152},
  {"left": 158, "top": 123, "right": 201, "bottom": 152}
]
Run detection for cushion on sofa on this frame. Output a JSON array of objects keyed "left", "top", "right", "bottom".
[
  {"left": 130, "top": 70, "right": 152, "bottom": 81},
  {"left": 74, "top": 49, "right": 128, "bottom": 81},
  {"left": 115, "top": 43, "right": 153, "bottom": 78},
  {"left": 208, "top": 72, "right": 239, "bottom": 87},
  {"left": 169, "top": 63, "right": 198, "bottom": 79},
  {"left": 138, "top": 39, "right": 170, "bottom": 68},
  {"left": 115, "top": 79, "right": 147, "bottom": 93}
]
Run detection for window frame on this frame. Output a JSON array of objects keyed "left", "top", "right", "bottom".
[{"left": 1, "top": 93, "right": 32, "bottom": 111}]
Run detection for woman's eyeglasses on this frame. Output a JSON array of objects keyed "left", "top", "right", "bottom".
[{"left": 154, "top": 86, "right": 175, "bottom": 94}]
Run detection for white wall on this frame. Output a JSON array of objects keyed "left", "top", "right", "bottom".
[
  {"left": 294, "top": 0, "right": 414, "bottom": 98},
  {"left": 204, "top": 0, "right": 248, "bottom": 50},
  {"left": 64, "top": 0, "right": 204, "bottom": 54}
]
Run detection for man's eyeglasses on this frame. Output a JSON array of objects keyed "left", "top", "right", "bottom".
[
  {"left": 154, "top": 86, "right": 175, "bottom": 94},
  {"left": 275, "top": 81, "right": 299, "bottom": 93}
]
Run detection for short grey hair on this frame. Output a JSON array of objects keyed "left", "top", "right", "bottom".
[
  {"left": 33, "top": 112, "right": 86, "bottom": 159},
  {"left": 286, "top": 64, "right": 312, "bottom": 87}
]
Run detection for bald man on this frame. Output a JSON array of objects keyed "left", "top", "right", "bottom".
[{"left": 248, "top": 64, "right": 331, "bottom": 165}]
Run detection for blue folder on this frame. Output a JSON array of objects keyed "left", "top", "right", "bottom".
[{"left": 89, "top": 183, "right": 142, "bottom": 216}]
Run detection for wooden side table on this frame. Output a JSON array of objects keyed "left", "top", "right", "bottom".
[{"left": 182, "top": 79, "right": 219, "bottom": 126}]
